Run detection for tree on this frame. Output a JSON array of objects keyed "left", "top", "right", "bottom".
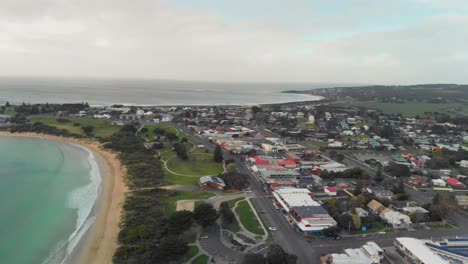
[
  {"left": 168, "top": 210, "right": 194, "bottom": 234},
  {"left": 193, "top": 203, "right": 218, "bottom": 227},
  {"left": 219, "top": 171, "right": 249, "bottom": 190},
  {"left": 5, "top": 101, "right": 10, "bottom": 107},
  {"left": 166, "top": 132, "right": 178, "bottom": 141},
  {"left": 265, "top": 244, "right": 297, "bottom": 264},
  {"left": 154, "top": 236, "right": 188, "bottom": 262},
  {"left": 251, "top": 106, "right": 263, "bottom": 114},
  {"left": 213, "top": 144, "right": 223, "bottom": 163},
  {"left": 173, "top": 143, "right": 188, "bottom": 160},
  {"left": 219, "top": 202, "right": 235, "bottom": 224},
  {"left": 154, "top": 127, "right": 166, "bottom": 135},
  {"left": 338, "top": 213, "right": 353, "bottom": 232},
  {"left": 351, "top": 213, "right": 361, "bottom": 230},
  {"left": 226, "top": 163, "right": 237, "bottom": 173},
  {"left": 375, "top": 164, "right": 384, "bottom": 183},
  {"left": 430, "top": 193, "right": 457, "bottom": 224},
  {"left": 82, "top": 125, "right": 94, "bottom": 135},
  {"left": 393, "top": 180, "right": 405, "bottom": 194}
]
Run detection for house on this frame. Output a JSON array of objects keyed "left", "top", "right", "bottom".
[
  {"left": 367, "top": 200, "right": 385, "bottom": 215},
  {"left": 431, "top": 179, "right": 447, "bottom": 187},
  {"left": 380, "top": 208, "right": 412, "bottom": 228},
  {"left": 199, "top": 176, "right": 226, "bottom": 190},
  {"left": 366, "top": 186, "right": 394, "bottom": 200},
  {"left": 355, "top": 208, "right": 369, "bottom": 218},
  {"left": 446, "top": 178, "right": 466, "bottom": 189},
  {"left": 456, "top": 195, "right": 468, "bottom": 209},
  {"left": 460, "top": 160, "right": 468, "bottom": 168},
  {"left": 408, "top": 175, "right": 428, "bottom": 188},
  {"left": 402, "top": 207, "right": 430, "bottom": 222},
  {"left": 324, "top": 187, "right": 337, "bottom": 196}
]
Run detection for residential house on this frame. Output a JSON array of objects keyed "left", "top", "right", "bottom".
[
  {"left": 366, "top": 186, "right": 394, "bottom": 200},
  {"left": 367, "top": 200, "right": 385, "bottom": 215},
  {"left": 380, "top": 208, "right": 412, "bottom": 228},
  {"left": 199, "top": 176, "right": 226, "bottom": 190},
  {"left": 408, "top": 175, "right": 428, "bottom": 188}
]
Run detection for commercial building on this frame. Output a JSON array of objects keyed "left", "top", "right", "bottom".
[
  {"left": 326, "top": 241, "right": 384, "bottom": 264},
  {"left": 273, "top": 188, "right": 336, "bottom": 234},
  {"left": 426, "top": 236, "right": 468, "bottom": 263},
  {"left": 394, "top": 237, "right": 450, "bottom": 264}
]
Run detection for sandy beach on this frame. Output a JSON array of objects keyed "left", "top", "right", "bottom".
[{"left": 0, "top": 132, "right": 127, "bottom": 264}]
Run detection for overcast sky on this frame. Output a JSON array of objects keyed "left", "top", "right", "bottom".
[{"left": 1, "top": 0, "right": 468, "bottom": 84}]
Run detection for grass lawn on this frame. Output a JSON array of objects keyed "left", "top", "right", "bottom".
[
  {"left": 166, "top": 153, "right": 223, "bottom": 177},
  {"left": 347, "top": 101, "right": 466, "bottom": 117},
  {"left": 430, "top": 223, "right": 458, "bottom": 230},
  {"left": 191, "top": 254, "right": 209, "bottom": 264},
  {"left": 139, "top": 124, "right": 179, "bottom": 141},
  {"left": 164, "top": 191, "right": 215, "bottom": 216},
  {"left": 3, "top": 107, "right": 16, "bottom": 116},
  {"left": 352, "top": 222, "right": 385, "bottom": 234},
  {"left": 235, "top": 201, "right": 265, "bottom": 236},
  {"left": 227, "top": 197, "right": 245, "bottom": 208},
  {"left": 180, "top": 245, "right": 199, "bottom": 262},
  {"left": 164, "top": 169, "right": 200, "bottom": 186},
  {"left": 29, "top": 116, "right": 120, "bottom": 138}
]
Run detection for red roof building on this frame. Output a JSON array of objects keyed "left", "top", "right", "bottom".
[
  {"left": 446, "top": 178, "right": 466, "bottom": 189},
  {"left": 277, "top": 160, "right": 297, "bottom": 168},
  {"left": 409, "top": 175, "right": 428, "bottom": 187},
  {"left": 324, "top": 187, "right": 337, "bottom": 196},
  {"left": 253, "top": 156, "right": 270, "bottom": 166}
]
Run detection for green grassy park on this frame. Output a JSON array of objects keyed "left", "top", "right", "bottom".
[
  {"left": 29, "top": 116, "right": 120, "bottom": 138},
  {"left": 166, "top": 153, "right": 224, "bottom": 177},
  {"left": 235, "top": 200, "right": 265, "bottom": 236}
]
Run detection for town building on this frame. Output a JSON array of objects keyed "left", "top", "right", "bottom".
[
  {"left": 426, "top": 236, "right": 468, "bottom": 263},
  {"left": 446, "top": 178, "right": 466, "bottom": 189},
  {"left": 366, "top": 186, "right": 394, "bottom": 200},
  {"left": 198, "top": 176, "right": 226, "bottom": 190},
  {"left": 326, "top": 241, "right": 384, "bottom": 264},
  {"left": 273, "top": 188, "right": 336, "bottom": 234},
  {"left": 394, "top": 237, "right": 450, "bottom": 264}
]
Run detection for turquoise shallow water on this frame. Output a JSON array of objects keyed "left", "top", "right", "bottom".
[{"left": 0, "top": 137, "right": 99, "bottom": 264}]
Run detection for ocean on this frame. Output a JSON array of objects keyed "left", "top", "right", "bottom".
[
  {"left": 0, "top": 77, "right": 339, "bottom": 106},
  {"left": 0, "top": 137, "right": 101, "bottom": 264}
]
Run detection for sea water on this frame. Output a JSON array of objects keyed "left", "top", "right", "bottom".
[
  {"left": 0, "top": 77, "right": 337, "bottom": 105},
  {"left": 0, "top": 137, "right": 101, "bottom": 264}
]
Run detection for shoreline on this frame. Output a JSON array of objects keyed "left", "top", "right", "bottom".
[{"left": 0, "top": 132, "right": 127, "bottom": 264}]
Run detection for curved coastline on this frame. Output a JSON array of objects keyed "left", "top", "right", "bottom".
[{"left": 0, "top": 132, "right": 126, "bottom": 264}]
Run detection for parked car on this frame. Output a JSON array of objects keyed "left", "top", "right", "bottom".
[
  {"left": 268, "top": 227, "right": 277, "bottom": 231},
  {"left": 200, "top": 235, "right": 209, "bottom": 239}
]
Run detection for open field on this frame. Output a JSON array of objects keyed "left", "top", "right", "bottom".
[
  {"left": 166, "top": 153, "right": 223, "bottom": 177},
  {"left": 346, "top": 101, "right": 468, "bottom": 117},
  {"left": 29, "top": 116, "right": 120, "bottom": 138},
  {"left": 235, "top": 200, "right": 265, "bottom": 236},
  {"left": 164, "top": 191, "right": 215, "bottom": 216}
]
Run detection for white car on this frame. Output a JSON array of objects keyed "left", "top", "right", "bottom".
[
  {"left": 200, "top": 235, "right": 209, "bottom": 239},
  {"left": 268, "top": 227, "right": 277, "bottom": 231}
]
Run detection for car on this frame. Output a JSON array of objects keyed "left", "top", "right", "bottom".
[
  {"left": 268, "top": 227, "right": 277, "bottom": 231},
  {"left": 333, "top": 236, "right": 341, "bottom": 240},
  {"left": 362, "top": 234, "right": 367, "bottom": 238},
  {"left": 200, "top": 235, "right": 209, "bottom": 239}
]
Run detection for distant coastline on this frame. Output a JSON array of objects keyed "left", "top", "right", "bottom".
[{"left": 0, "top": 132, "right": 126, "bottom": 264}]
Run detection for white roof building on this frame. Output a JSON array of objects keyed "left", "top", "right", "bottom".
[
  {"left": 380, "top": 209, "right": 412, "bottom": 228},
  {"left": 330, "top": 242, "right": 384, "bottom": 264},
  {"left": 394, "top": 237, "right": 449, "bottom": 264}
]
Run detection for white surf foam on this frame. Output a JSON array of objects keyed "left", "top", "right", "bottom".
[{"left": 42, "top": 143, "right": 102, "bottom": 264}]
